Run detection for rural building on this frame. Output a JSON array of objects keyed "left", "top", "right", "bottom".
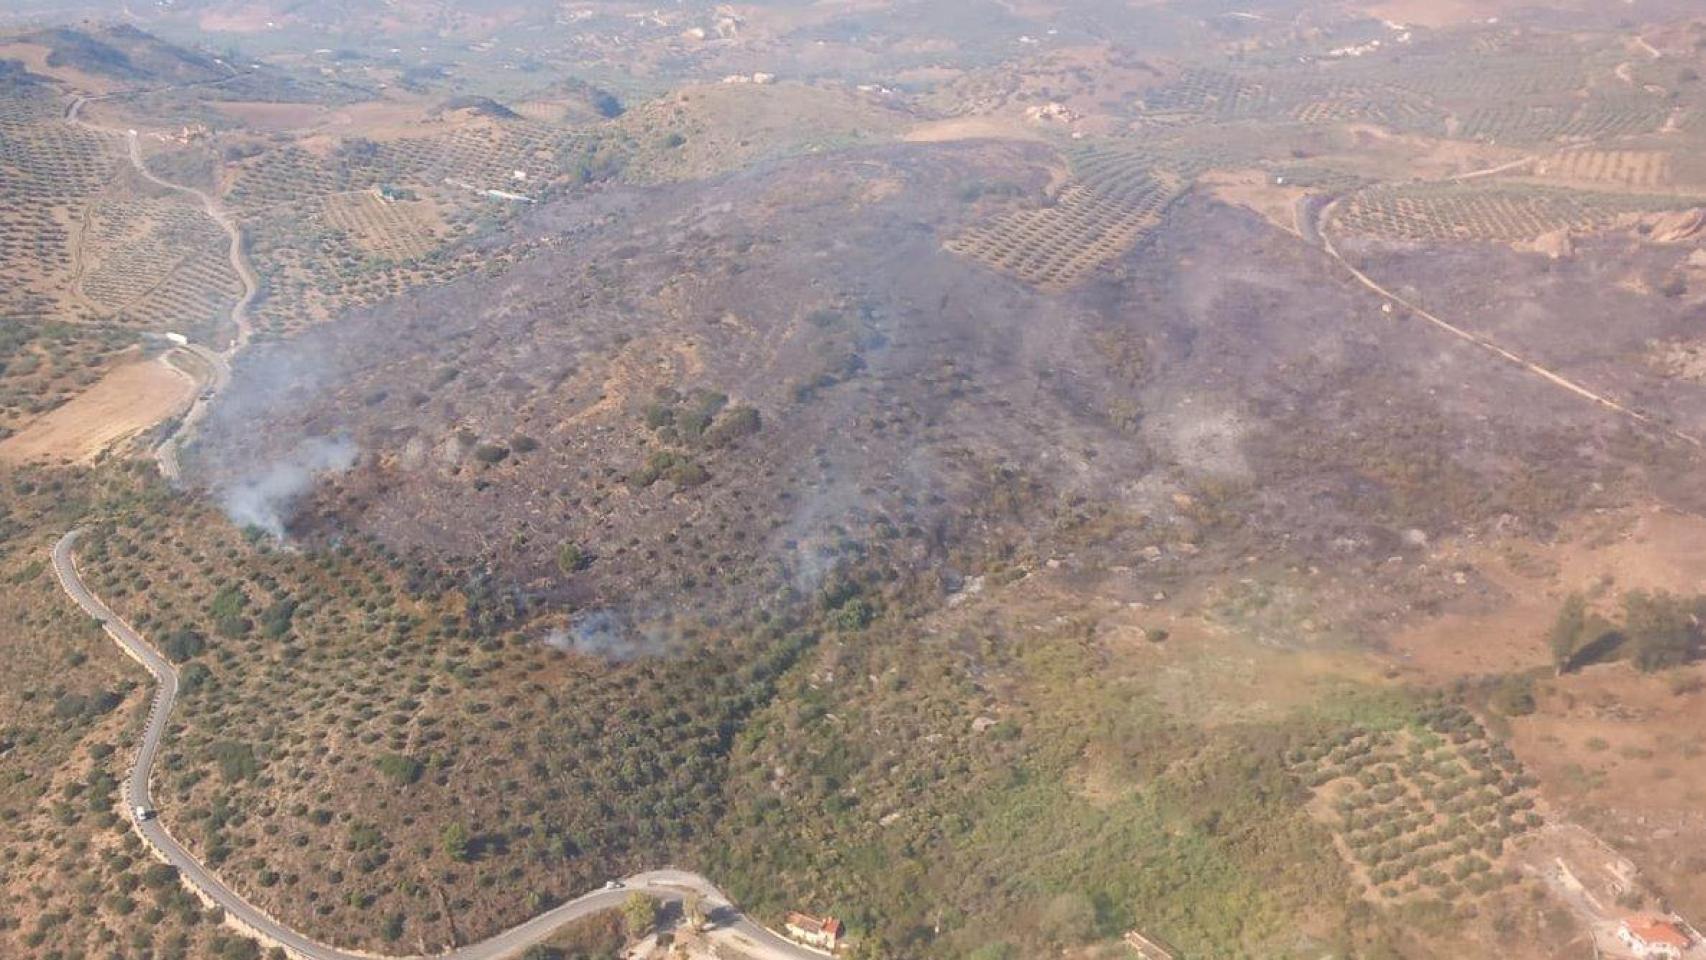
[
  {"left": 784, "top": 912, "right": 843, "bottom": 950},
  {"left": 1123, "top": 928, "right": 1177, "bottom": 960},
  {"left": 1617, "top": 914, "right": 1692, "bottom": 959}
]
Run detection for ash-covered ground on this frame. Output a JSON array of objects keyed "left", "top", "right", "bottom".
[{"left": 190, "top": 138, "right": 1702, "bottom": 648}]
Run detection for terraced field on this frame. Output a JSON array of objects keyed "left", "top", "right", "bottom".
[
  {"left": 946, "top": 147, "right": 1189, "bottom": 288},
  {"left": 1136, "top": 67, "right": 1442, "bottom": 132},
  {"left": 226, "top": 119, "right": 585, "bottom": 214},
  {"left": 1456, "top": 94, "right": 1674, "bottom": 145},
  {"left": 79, "top": 195, "right": 240, "bottom": 333},
  {"left": 0, "top": 117, "right": 119, "bottom": 198},
  {"left": 370, "top": 119, "right": 580, "bottom": 188},
  {"left": 1375, "top": 47, "right": 1587, "bottom": 104},
  {"left": 0, "top": 90, "right": 145, "bottom": 428},
  {"left": 245, "top": 193, "right": 496, "bottom": 337},
  {"left": 223, "top": 118, "right": 589, "bottom": 335},
  {"left": 0, "top": 91, "right": 122, "bottom": 321},
  {"left": 0, "top": 321, "right": 136, "bottom": 435},
  {"left": 1530, "top": 149, "right": 1674, "bottom": 189},
  {"left": 320, "top": 191, "right": 442, "bottom": 261},
  {"left": 226, "top": 145, "right": 349, "bottom": 210},
  {"left": 1288, "top": 705, "right": 1542, "bottom": 904},
  {"left": 1330, "top": 182, "right": 1687, "bottom": 244}
]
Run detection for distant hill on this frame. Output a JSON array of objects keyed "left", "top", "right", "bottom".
[
  {"left": 24, "top": 22, "right": 225, "bottom": 86},
  {"left": 0, "top": 57, "right": 49, "bottom": 94},
  {"left": 439, "top": 94, "right": 522, "bottom": 120}
]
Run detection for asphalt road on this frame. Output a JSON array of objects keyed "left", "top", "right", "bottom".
[
  {"left": 155, "top": 342, "right": 231, "bottom": 484},
  {"left": 53, "top": 529, "right": 827, "bottom": 960}
]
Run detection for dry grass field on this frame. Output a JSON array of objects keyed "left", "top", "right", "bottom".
[{"left": 0, "top": 353, "right": 194, "bottom": 465}]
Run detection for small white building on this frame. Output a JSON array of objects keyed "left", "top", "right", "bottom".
[
  {"left": 784, "top": 912, "right": 843, "bottom": 951},
  {"left": 1618, "top": 915, "right": 1691, "bottom": 959}
]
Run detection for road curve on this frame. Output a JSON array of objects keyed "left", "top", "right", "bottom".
[
  {"left": 66, "top": 93, "right": 255, "bottom": 484},
  {"left": 52, "top": 529, "right": 826, "bottom": 960}
]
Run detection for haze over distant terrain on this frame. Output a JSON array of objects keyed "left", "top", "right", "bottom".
[{"left": 5, "top": 2, "right": 1706, "bottom": 959}]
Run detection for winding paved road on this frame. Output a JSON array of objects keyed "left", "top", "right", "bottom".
[
  {"left": 52, "top": 81, "right": 828, "bottom": 960},
  {"left": 52, "top": 529, "right": 825, "bottom": 960}
]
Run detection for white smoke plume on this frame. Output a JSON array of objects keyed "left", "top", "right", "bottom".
[
  {"left": 543, "top": 608, "right": 670, "bottom": 661},
  {"left": 218, "top": 436, "right": 358, "bottom": 538}
]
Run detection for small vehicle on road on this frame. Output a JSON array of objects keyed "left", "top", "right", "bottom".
[
  {"left": 602, "top": 880, "right": 623, "bottom": 891},
  {"left": 133, "top": 805, "right": 154, "bottom": 821}
]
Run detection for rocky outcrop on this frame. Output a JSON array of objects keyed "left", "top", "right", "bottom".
[{"left": 1638, "top": 208, "right": 1706, "bottom": 244}]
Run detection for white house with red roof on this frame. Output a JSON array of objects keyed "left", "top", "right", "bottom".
[
  {"left": 784, "top": 911, "right": 844, "bottom": 951},
  {"left": 1618, "top": 914, "right": 1693, "bottom": 959}
]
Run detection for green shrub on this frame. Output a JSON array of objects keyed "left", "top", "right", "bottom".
[
  {"left": 556, "top": 543, "right": 587, "bottom": 575},
  {"left": 442, "top": 822, "right": 470, "bottom": 862},
  {"left": 260, "top": 598, "right": 297, "bottom": 638},
  {"left": 621, "top": 892, "right": 656, "bottom": 935},
  {"left": 180, "top": 662, "right": 212, "bottom": 693},
  {"left": 704, "top": 406, "right": 761, "bottom": 448},
  {"left": 375, "top": 753, "right": 423, "bottom": 786},
  {"left": 161, "top": 629, "right": 206, "bottom": 663},
  {"left": 1625, "top": 591, "right": 1700, "bottom": 672},
  {"left": 208, "top": 741, "right": 258, "bottom": 783},
  {"left": 209, "top": 585, "right": 246, "bottom": 621},
  {"left": 632, "top": 451, "right": 709, "bottom": 488},
  {"left": 1490, "top": 676, "right": 1536, "bottom": 717}
]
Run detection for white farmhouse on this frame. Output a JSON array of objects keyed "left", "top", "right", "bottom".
[{"left": 1618, "top": 915, "right": 1692, "bottom": 959}]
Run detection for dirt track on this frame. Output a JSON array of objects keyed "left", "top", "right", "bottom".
[
  {"left": 66, "top": 86, "right": 256, "bottom": 483},
  {"left": 1312, "top": 195, "right": 1705, "bottom": 450}
]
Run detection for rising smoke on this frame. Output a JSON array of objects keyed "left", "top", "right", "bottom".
[
  {"left": 543, "top": 608, "right": 670, "bottom": 661},
  {"left": 218, "top": 435, "right": 358, "bottom": 538}
]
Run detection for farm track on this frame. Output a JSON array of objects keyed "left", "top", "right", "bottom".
[
  {"left": 1309, "top": 196, "right": 1704, "bottom": 450},
  {"left": 52, "top": 529, "right": 827, "bottom": 960},
  {"left": 65, "top": 86, "right": 251, "bottom": 483}
]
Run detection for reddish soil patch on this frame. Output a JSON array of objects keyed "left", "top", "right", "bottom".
[
  {"left": 1390, "top": 509, "right": 1706, "bottom": 680},
  {"left": 1511, "top": 663, "right": 1706, "bottom": 918}
]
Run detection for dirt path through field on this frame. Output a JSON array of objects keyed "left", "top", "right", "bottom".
[{"left": 1311, "top": 196, "right": 1705, "bottom": 450}]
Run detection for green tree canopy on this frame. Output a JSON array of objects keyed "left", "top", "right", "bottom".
[{"left": 621, "top": 891, "right": 656, "bottom": 937}]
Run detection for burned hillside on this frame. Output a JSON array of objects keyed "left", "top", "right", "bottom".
[{"left": 190, "top": 139, "right": 1687, "bottom": 649}]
